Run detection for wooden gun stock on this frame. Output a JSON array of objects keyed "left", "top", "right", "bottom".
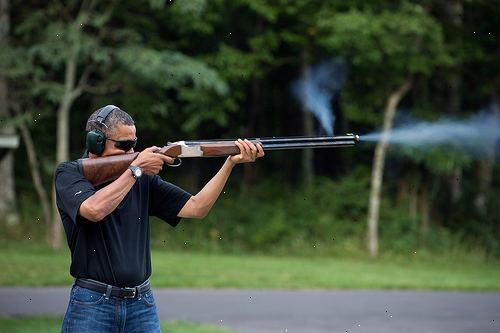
[
  {"left": 79, "top": 134, "right": 360, "bottom": 186},
  {"left": 79, "top": 153, "right": 139, "bottom": 187}
]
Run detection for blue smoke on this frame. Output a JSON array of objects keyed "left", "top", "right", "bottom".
[
  {"left": 291, "top": 59, "right": 348, "bottom": 136},
  {"left": 363, "top": 106, "right": 500, "bottom": 157}
]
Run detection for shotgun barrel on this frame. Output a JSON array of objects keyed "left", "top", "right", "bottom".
[{"left": 185, "top": 134, "right": 359, "bottom": 150}]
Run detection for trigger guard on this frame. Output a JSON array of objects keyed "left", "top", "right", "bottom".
[{"left": 168, "top": 158, "right": 182, "bottom": 167}]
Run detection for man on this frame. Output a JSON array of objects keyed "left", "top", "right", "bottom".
[{"left": 55, "top": 105, "right": 264, "bottom": 332}]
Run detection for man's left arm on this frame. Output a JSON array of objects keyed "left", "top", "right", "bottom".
[{"left": 178, "top": 139, "right": 264, "bottom": 219}]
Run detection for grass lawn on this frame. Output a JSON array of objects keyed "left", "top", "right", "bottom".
[
  {"left": 0, "top": 316, "right": 235, "bottom": 333},
  {"left": 1, "top": 242, "right": 499, "bottom": 290}
]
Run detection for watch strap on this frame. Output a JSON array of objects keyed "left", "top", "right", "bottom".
[{"left": 128, "top": 165, "right": 142, "bottom": 179}]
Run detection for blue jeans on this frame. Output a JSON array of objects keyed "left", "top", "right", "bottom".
[{"left": 61, "top": 283, "right": 161, "bottom": 333}]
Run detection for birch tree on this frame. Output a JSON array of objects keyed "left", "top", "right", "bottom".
[{"left": 317, "top": 3, "right": 450, "bottom": 257}]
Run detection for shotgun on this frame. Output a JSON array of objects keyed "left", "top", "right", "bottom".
[{"left": 79, "top": 134, "right": 360, "bottom": 186}]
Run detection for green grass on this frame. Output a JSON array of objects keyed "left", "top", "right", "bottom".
[
  {"left": 0, "top": 316, "right": 235, "bottom": 333},
  {"left": 1, "top": 242, "right": 499, "bottom": 290}
]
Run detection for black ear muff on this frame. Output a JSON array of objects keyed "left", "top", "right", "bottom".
[
  {"left": 85, "top": 105, "right": 119, "bottom": 155},
  {"left": 86, "top": 129, "right": 106, "bottom": 155}
]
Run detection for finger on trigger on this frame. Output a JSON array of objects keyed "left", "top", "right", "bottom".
[
  {"left": 147, "top": 146, "right": 159, "bottom": 153},
  {"left": 159, "top": 154, "right": 174, "bottom": 164}
]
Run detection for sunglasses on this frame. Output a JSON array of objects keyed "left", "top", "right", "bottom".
[{"left": 107, "top": 138, "right": 137, "bottom": 151}]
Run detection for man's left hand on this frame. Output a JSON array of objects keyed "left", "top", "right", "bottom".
[{"left": 230, "top": 139, "right": 265, "bottom": 164}]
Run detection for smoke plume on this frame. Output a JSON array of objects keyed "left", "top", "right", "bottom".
[
  {"left": 291, "top": 59, "right": 347, "bottom": 136},
  {"left": 363, "top": 107, "right": 500, "bottom": 158}
]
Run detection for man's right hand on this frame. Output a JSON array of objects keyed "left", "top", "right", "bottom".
[{"left": 132, "top": 146, "right": 175, "bottom": 175}]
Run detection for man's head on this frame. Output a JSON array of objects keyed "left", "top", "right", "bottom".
[{"left": 85, "top": 105, "right": 137, "bottom": 157}]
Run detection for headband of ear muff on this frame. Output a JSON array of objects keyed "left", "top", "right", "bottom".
[{"left": 85, "top": 105, "right": 119, "bottom": 155}]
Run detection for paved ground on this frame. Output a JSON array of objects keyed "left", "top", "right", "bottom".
[{"left": 0, "top": 288, "right": 499, "bottom": 333}]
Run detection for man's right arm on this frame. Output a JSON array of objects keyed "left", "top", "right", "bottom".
[
  {"left": 79, "top": 147, "right": 174, "bottom": 222},
  {"left": 78, "top": 168, "right": 137, "bottom": 222}
]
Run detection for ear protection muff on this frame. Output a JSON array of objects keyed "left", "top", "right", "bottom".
[{"left": 85, "top": 105, "right": 119, "bottom": 155}]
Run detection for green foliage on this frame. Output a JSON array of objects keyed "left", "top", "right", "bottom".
[
  {"left": 115, "top": 47, "right": 228, "bottom": 94},
  {"left": 202, "top": 171, "right": 371, "bottom": 254},
  {"left": 395, "top": 145, "right": 473, "bottom": 175},
  {"left": 0, "top": 316, "right": 236, "bottom": 333},
  {"left": 147, "top": 166, "right": 487, "bottom": 257},
  {"left": 0, "top": 46, "right": 34, "bottom": 78},
  {"left": 237, "top": 0, "right": 279, "bottom": 22},
  {"left": 317, "top": 2, "right": 451, "bottom": 111},
  {"left": 3, "top": 0, "right": 231, "bottom": 141},
  {"left": 4, "top": 0, "right": 499, "bottom": 259},
  {"left": 318, "top": 3, "right": 451, "bottom": 72},
  {"left": 170, "top": 0, "right": 208, "bottom": 17}
]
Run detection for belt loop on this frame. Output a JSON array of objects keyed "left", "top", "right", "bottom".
[
  {"left": 105, "top": 284, "right": 112, "bottom": 299},
  {"left": 139, "top": 279, "right": 149, "bottom": 297}
]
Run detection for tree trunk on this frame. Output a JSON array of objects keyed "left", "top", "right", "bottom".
[
  {"left": 49, "top": 55, "right": 78, "bottom": 250},
  {"left": 397, "top": 176, "right": 409, "bottom": 206},
  {"left": 0, "top": 0, "right": 19, "bottom": 226},
  {"left": 243, "top": 76, "right": 262, "bottom": 185},
  {"left": 300, "top": 50, "right": 314, "bottom": 186},
  {"left": 409, "top": 182, "right": 418, "bottom": 222},
  {"left": 367, "top": 78, "right": 412, "bottom": 257},
  {"left": 14, "top": 109, "right": 52, "bottom": 231},
  {"left": 444, "top": 0, "right": 464, "bottom": 205},
  {"left": 473, "top": 38, "right": 500, "bottom": 215},
  {"left": 443, "top": 0, "right": 463, "bottom": 116},
  {"left": 397, "top": 168, "right": 419, "bottom": 222},
  {"left": 47, "top": 2, "right": 105, "bottom": 248},
  {"left": 473, "top": 99, "right": 499, "bottom": 214},
  {"left": 418, "top": 180, "right": 430, "bottom": 243},
  {"left": 450, "top": 167, "right": 462, "bottom": 203},
  {"left": 243, "top": 16, "right": 265, "bottom": 186},
  {"left": 473, "top": 159, "right": 493, "bottom": 214}
]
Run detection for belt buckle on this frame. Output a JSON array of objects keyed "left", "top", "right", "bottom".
[{"left": 123, "top": 287, "right": 136, "bottom": 299}]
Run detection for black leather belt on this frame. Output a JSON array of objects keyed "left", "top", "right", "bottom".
[{"left": 75, "top": 278, "right": 150, "bottom": 299}]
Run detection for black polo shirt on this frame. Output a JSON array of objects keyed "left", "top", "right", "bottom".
[{"left": 55, "top": 160, "right": 192, "bottom": 287}]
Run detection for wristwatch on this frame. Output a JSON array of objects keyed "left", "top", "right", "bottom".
[{"left": 128, "top": 165, "right": 142, "bottom": 179}]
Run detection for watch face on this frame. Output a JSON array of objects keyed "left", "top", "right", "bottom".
[
  {"left": 134, "top": 168, "right": 142, "bottom": 177},
  {"left": 130, "top": 166, "right": 142, "bottom": 178}
]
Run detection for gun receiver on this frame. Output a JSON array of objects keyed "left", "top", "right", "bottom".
[{"left": 79, "top": 134, "right": 360, "bottom": 186}]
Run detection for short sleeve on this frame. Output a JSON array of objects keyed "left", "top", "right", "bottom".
[
  {"left": 149, "top": 175, "right": 192, "bottom": 227},
  {"left": 55, "top": 161, "right": 96, "bottom": 224}
]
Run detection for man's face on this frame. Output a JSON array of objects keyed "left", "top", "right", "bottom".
[{"left": 101, "top": 124, "right": 137, "bottom": 157}]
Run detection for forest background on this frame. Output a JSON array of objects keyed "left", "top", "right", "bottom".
[{"left": 1, "top": 0, "right": 499, "bottom": 262}]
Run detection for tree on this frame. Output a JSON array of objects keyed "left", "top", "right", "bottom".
[
  {"left": 0, "top": 0, "right": 20, "bottom": 227},
  {"left": 3, "top": 0, "right": 227, "bottom": 248},
  {"left": 317, "top": 2, "right": 450, "bottom": 257}
]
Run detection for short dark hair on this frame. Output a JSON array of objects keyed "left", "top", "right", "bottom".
[{"left": 85, "top": 106, "right": 135, "bottom": 136}]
